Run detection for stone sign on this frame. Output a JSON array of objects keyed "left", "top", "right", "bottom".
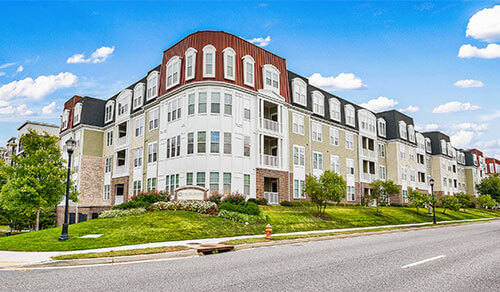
[{"left": 174, "top": 185, "right": 208, "bottom": 201}]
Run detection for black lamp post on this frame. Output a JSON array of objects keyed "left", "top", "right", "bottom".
[
  {"left": 430, "top": 178, "right": 437, "bottom": 225},
  {"left": 59, "top": 138, "right": 76, "bottom": 241}
]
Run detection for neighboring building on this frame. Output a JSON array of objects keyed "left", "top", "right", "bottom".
[
  {"left": 56, "top": 30, "right": 495, "bottom": 225},
  {"left": 485, "top": 157, "right": 500, "bottom": 175},
  {"left": 464, "top": 149, "right": 487, "bottom": 197}
]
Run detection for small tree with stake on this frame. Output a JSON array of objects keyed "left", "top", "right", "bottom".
[
  {"left": 368, "top": 180, "right": 401, "bottom": 214},
  {"left": 440, "top": 196, "right": 460, "bottom": 214},
  {"left": 454, "top": 192, "right": 473, "bottom": 213},
  {"left": 304, "top": 170, "right": 346, "bottom": 215},
  {"left": 408, "top": 189, "right": 430, "bottom": 215},
  {"left": 475, "top": 194, "right": 496, "bottom": 209}
]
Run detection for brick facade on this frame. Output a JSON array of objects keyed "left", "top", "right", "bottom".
[
  {"left": 111, "top": 176, "right": 130, "bottom": 205},
  {"left": 256, "top": 168, "right": 290, "bottom": 202}
]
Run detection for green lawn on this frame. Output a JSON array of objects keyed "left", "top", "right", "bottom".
[{"left": 0, "top": 206, "right": 497, "bottom": 251}]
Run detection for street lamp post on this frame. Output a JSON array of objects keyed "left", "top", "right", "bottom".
[
  {"left": 59, "top": 138, "right": 76, "bottom": 241},
  {"left": 430, "top": 178, "right": 437, "bottom": 225}
]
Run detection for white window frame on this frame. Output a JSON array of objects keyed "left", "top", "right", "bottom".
[
  {"left": 242, "top": 55, "right": 255, "bottom": 87},
  {"left": 346, "top": 158, "right": 355, "bottom": 176},
  {"left": 105, "top": 101, "right": 114, "bottom": 123},
  {"left": 292, "top": 113, "right": 305, "bottom": 135},
  {"left": 146, "top": 71, "right": 159, "bottom": 101},
  {"left": 330, "top": 127, "right": 339, "bottom": 146},
  {"left": 222, "top": 47, "right": 236, "bottom": 81},
  {"left": 345, "top": 104, "right": 355, "bottom": 127},
  {"left": 262, "top": 64, "right": 280, "bottom": 94},
  {"left": 330, "top": 155, "right": 340, "bottom": 174},
  {"left": 313, "top": 151, "right": 323, "bottom": 171},
  {"left": 148, "top": 108, "right": 159, "bottom": 131},
  {"left": 166, "top": 56, "right": 181, "bottom": 90},
  {"left": 312, "top": 122, "right": 322, "bottom": 142},
  {"left": 292, "top": 78, "right": 307, "bottom": 106},
  {"left": 134, "top": 148, "right": 143, "bottom": 168},
  {"left": 379, "top": 165, "right": 386, "bottom": 180},
  {"left": 345, "top": 133, "right": 354, "bottom": 150},
  {"left": 135, "top": 116, "right": 144, "bottom": 137},
  {"left": 185, "top": 47, "right": 197, "bottom": 81},
  {"left": 203, "top": 44, "right": 216, "bottom": 78},
  {"left": 312, "top": 91, "right": 324, "bottom": 116},
  {"left": 133, "top": 83, "right": 145, "bottom": 110},
  {"left": 408, "top": 125, "right": 415, "bottom": 143},
  {"left": 73, "top": 103, "right": 82, "bottom": 125},
  {"left": 148, "top": 142, "right": 158, "bottom": 163},
  {"left": 61, "top": 109, "right": 70, "bottom": 129},
  {"left": 293, "top": 145, "right": 305, "bottom": 167},
  {"left": 329, "top": 98, "right": 341, "bottom": 122},
  {"left": 106, "top": 130, "right": 113, "bottom": 147},
  {"left": 399, "top": 121, "right": 407, "bottom": 139},
  {"left": 378, "top": 118, "right": 386, "bottom": 137}
]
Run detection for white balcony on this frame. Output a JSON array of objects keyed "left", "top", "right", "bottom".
[
  {"left": 262, "top": 154, "right": 280, "bottom": 168},
  {"left": 362, "top": 172, "right": 376, "bottom": 182},
  {"left": 361, "top": 148, "right": 376, "bottom": 159},
  {"left": 116, "top": 136, "right": 128, "bottom": 148},
  {"left": 114, "top": 195, "right": 124, "bottom": 205},
  {"left": 262, "top": 118, "right": 280, "bottom": 133},
  {"left": 264, "top": 192, "right": 279, "bottom": 205}
]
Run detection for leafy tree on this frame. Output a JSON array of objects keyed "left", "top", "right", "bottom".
[
  {"left": 304, "top": 175, "right": 324, "bottom": 214},
  {"left": 0, "top": 130, "right": 78, "bottom": 231},
  {"left": 408, "top": 189, "right": 431, "bottom": 215},
  {"left": 454, "top": 192, "right": 473, "bottom": 212},
  {"left": 475, "top": 194, "right": 496, "bottom": 209},
  {"left": 476, "top": 175, "right": 500, "bottom": 202},
  {"left": 368, "top": 180, "right": 401, "bottom": 214},
  {"left": 440, "top": 196, "right": 460, "bottom": 214},
  {"left": 304, "top": 171, "right": 346, "bottom": 214}
]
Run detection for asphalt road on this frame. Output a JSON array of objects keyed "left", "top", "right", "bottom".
[{"left": 2, "top": 221, "right": 500, "bottom": 292}]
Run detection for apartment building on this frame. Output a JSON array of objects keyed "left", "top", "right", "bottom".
[
  {"left": 56, "top": 31, "right": 492, "bottom": 224},
  {"left": 485, "top": 157, "right": 500, "bottom": 175}
]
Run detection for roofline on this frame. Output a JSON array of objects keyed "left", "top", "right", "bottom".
[{"left": 17, "top": 120, "right": 59, "bottom": 131}]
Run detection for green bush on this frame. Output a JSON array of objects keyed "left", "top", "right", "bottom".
[
  {"left": 208, "top": 191, "right": 223, "bottom": 205},
  {"left": 99, "top": 208, "right": 147, "bottom": 219},
  {"left": 217, "top": 210, "right": 266, "bottom": 224},
  {"left": 280, "top": 201, "right": 292, "bottom": 207},
  {"left": 113, "top": 191, "right": 170, "bottom": 210},
  {"left": 247, "top": 198, "right": 258, "bottom": 204},
  {"left": 219, "top": 202, "right": 260, "bottom": 215},
  {"left": 221, "top": 193, "right": 246, "bottom": 205}
]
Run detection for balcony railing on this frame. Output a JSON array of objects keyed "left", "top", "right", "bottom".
[
  {"left": 262, "top": 118, "right": 280, "bottom": 133},
  {"left": 262, "top": 154, "right": 280, "bottom": 168},
  {"left": 114, "top": 195, "right": 124, "bottom": 205},
  {"left": 116, "top": 135, "right": 128, "bottom": 148},
  {"left": 361, "top": 148, "right": 376, "bottom": 159},
  {"left": 362, "top": 172, "right": 376, "bottom": 181},
  {"left": 264, "top": 192, "right": 279, "bottom": 205}
]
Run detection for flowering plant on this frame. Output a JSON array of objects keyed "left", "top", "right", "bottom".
[
  {"left": 221, "top": 193, "right": 246, "bottom": 205},
  {"left": 150, "top": 200, "right": 218, "bottom": 215}
]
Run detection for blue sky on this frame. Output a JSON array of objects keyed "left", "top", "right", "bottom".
[{"left": 1, "top": 1, "right": 500, "bottom": 157}]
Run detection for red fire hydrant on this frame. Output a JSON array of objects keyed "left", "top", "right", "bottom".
[{"left": 265, "top": 224, "right": 272, "bottom": 240}]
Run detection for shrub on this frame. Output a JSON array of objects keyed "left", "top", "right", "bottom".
[
  {"left": 219, "top": 202, "right": 260, "bottom": 215},
  {"left": 217, "top": 210, "right": 266, "bottom": 224},
  {"left": 280, "top": 201, "right": 292, "bottom": 207},
  {"left": 247, "top": 198, "right": 258, "bottom": 204},
  {"left": 440, "top": 196, "right": 460, "bottom": 214},
  {"left": 150, "top": 201, "right": 218, "bottom": 215},
  {"left": 99, "top": 208, "right": 147, "bottom": 219},
  {"left": 256, "top": 198, "right": 268, "bottom": 205},
  {"left": 208, "top": 191, "right": 223, "bottom": 205},
  {"left": 221, "top": 193, "right": 246, "bottom": 205},
  {"left": 113, "top": 190, "right": 170, "bottom": 210},
  {"left": 475, "top": 194, "right": 496, "bottom": 209}
]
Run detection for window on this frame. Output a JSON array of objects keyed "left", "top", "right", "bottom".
[
  {"left": 410, "top": 169, "right": 416, "bottom": 182},
  {"left": 293, "top": 78, "right": 307, "bottom": 106},
  {"left": 244, "top": 136, "right": 250, "bottom": 157},
  {"left": 198, "top": 91, "right": 207, "bottom": 114},
  {"left": 117, "top": 150, "right": 126, "bottom": 167},
  {"left": 186, "top": 172, "right": 193, "bottom": 185},
  {"left": 148, "top": 109, "right": 159, "bottom": 130},
  {"left": 400, "top": 145, "right": 406, "bottom": 159},
  {"left": 409, "top": 149, "right": 415, "bottom": 162},
  {"left": 399, "top": 121, "right": 407, "bottom": 139},
  {"left": 440, "top": 140, "right": 447, "bottom": 154},
  {"left": 188, "top": 93, "right": 195, "bottom": 115},
  {"left": 133, "top": 180, "right": 142, "bottom": 196},
  {"left": 203, "top": 45, "right": 216, "bottom": 78},
  {"left": 346, "top": 158, "right": 355, "bottom": 175},
  {"left": 293, "top": 179, "right": 305, "bottom": 199},
  {"left": 378, "top": 118, "right": 386, "bottom": 137},
  {"left": 330, "top": 98, "right": 341, "bottom": 121},
  {"left": 147, "top": 177, "right": 157, "bottom": 191},
  {"left": 223, "top": 47, "right": 235, "bottom": 80},
  {"left": 165, "top": 174, "right": 179, "bottom": 196},
  {"left": 418, "top": 172, "right": 426, "bottom": 183},
  {"left": 210, "top": 172, "right": 219, "bottom": 191},
  {"left": 345, "top": 105, "right": 355, "bottom": 126},
  {"left": 401, "top": 167, "right": 407, "bottom": 181},
  {"left": 166, "top": 56, "right": 181, "bottom": 89},
  {"left": 187, "top": 132, "right": 194, "bottom": 154},
  {"left": 106, "top": 131, "right": 113, "bottom": 147},
  {"left": 330, "top": 155, "right": 340, "bottom": 174},
  {"left": 223, "top": 132, "right": 232, "bottom": 154},
  {"left": 379, "top": 166, "right": 386, "bottom": 180},
  {"left": 408, "top": 125, "right": 415, "bottom": 143},
  {"left": 223, "top": 173, "right": 231, "bottom": 193},
  {"left": 61, "top": 109, "right": 70, "bottom": 129},
  {"left": 185, "top": 48, "right": 197, "bottom": 81},
  {"left": 330, "top": 127, "right": 339, "bottom": 146},
  {"left": 73, "top": 103, "right": 82, "bottom": 125},
  {"left": 262, "top": 64, "right": 279, "bottom": 93},
  {"left": 211, "top": 92, "right": 220, "bottom": 114},
  {"left": 244, "top": 174, "right": 251, "bottom": 196},
  {"left": 224, "top": 93, "right": 232, "bottom": 115},
  {"left": 118, "top": 122, "right": 127, "bottom": 138},
  {"left": 312, "top": 122, "right": 322, "bottom": 142},
  {"left": 105, "top": 157, "right": 112, "bottom": 173},
  {"left": 243, "top": 55, "right": 255, "bottom": 87},
  {"left": 133, "top": 83, "right": 144, "bottom": 109},
  {"left": 197, "top": 172, "right": 206, "bottom": 188},
  {"left": 292, "top": 113, "right": 305, "bottom": 135},
  {"left": 166, "top": 135, "right": 181, "bottom": 158},
  {"left": 135, "top": 117, "right": 144, "bottom": 137},
  {"left": 345, "top": 133, "right": 354, "bottom": 150},
  {"left": 426, "top": 138, "right": 432, "bottom": 153},
  {"left": 134, "top": 148, "right": 143, "bottom": 168},
  {"left": 211, "top": 131, "right": 220, "bottom": 153},
  {"left": 378, "top": 143, "right": 386, "bottom": 157},
  {"left": 103, "top": 185, "right": 111, "bottom": 200},
  {"left": 402, "top": 190, "right": 408, "bottom": 203},
  {"left": 147, "top": 71, "right": 158, "bottom": 100},
  {"left": 312, "top": 91, "right": 324, "bottom": 116},
  {"left": 197, "top": 131, "right": 206, "bottom": 153},
  {"left": 167, "top": 98, "right": 182, "bottom": 122},
  {"left": 243, "top": 100, "right": 251, "bottom": 120},
  {"left": 293, "top": 145, "right": 305, "bottom": 167},
  {"left": 313, "top": 152, "right": 323, "bottom": 170},
  {"left": 148, "top": 142, "right": 157, "bottom": 163},
  {"left": 105, "top": 102, "right": 114, "bottom": 123}
]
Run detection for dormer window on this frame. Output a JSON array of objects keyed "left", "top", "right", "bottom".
[
  {"left": 243, "top": 55, "right": 255, "bottom": 87},
  {"left": 117, "top": 90, "right": 131, "bottom": 117},
  {"left": 426, "top": 138, "right": 431, "bottom": 153},
  {"left": 378, "top": 118, "right": 386, "bottom": 137},
  {"left": 185, "top": 47, "right": 197, "bottom": 81},
  {"left": 329, "top": 98, "right": 341, "bottom": 122},
  {"left": 61, "top": 109, "right": 70, "bottom": 129},
  {"left": 73, "top": 103, "right": 82, "bottom": 125},
  {"left": 223, "top": 47, "right": 236, "bottom": 81},
  {"left": 312, "top": 91, "right": 324, "bottom": 116},
  {"left": 345, "top": 104, "right": 355, "bottom": 127},
  {"left": 262, "top": 64, "right": 280, "bottom": 94},
  {"left": 133, "top": 83, "right": 144, "bottom": 109},
  {"left": 105, "top": 101, "right": 114, "bottom": 123},
  {"left": 447, "top": 142, "right": 452, "bottom": 156},
  {"left": 203, "top": 45, "right": 216, "bottom": 78},
  {"left": 147, "top": 71, "right": 159, "bottom": 100},
  {"left": 440, "top": 139, "right": 446, "bottom": 154},
  {"left": 293, "top": 78, "right": 307, "bottom": 106},
  {"left": 166, "top": 56, "right": 181, "bottom": 90},
  {"left": 408, "top": 125, "right": 415, "bottom": 142},
  {"left": 399, "top": 121, "right": 407, "bottom": 139}
]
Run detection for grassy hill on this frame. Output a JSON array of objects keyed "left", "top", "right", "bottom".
[{"left": 0, "top": 205, "right": 498, "bottom": 251}]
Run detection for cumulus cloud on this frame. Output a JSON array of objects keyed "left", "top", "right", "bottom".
[
  {"left": 452, "top": 122, "right": 488, "bottom": 131},
  {"left": 0, "top": 72, "right": 5, "bottom": 77},
  {"left": 415, "top": 124, "right": 439, "bottom": 132},
  {"left": 458, "top": 44, "right": 500, "bottom": 59},
  {"left": 247, "top": 36, "right": 271, "bottom": 47},
  {"left": 0, "top": 104, "right": 33, "bottom": 116},
  {"left": 42, "top": 101, "right": 56, "bottom": 114},
  {"left": 454, "top": 79, "right": 484, "bottom": 88},
  {"left": 0, "top": 63, "right": 15, "bottom": 70},
  {"left": 360, "top": 96, "right": 398, "bottom": 112},
  {"left": 399, "top": 105, "right": 419, "bottom": 113},
  {"left": 16, "top": 65, "right": 24, "bottom": 73},
  {"left": 0, "top": 72, "right": 77, "bottom": 101},
  {"left": 432, "top": 101, "right": 480, "bottom": 114},
  {"left": 67, "top": 46, "right": 115, "bottom": 64},
  {"left": 450, "top": 130, "right": 477, "bottom": 149},
  {"left": 309, "top": 73, "right": 366, "bottom": 91},
  {"left": 466, "top": 5, "right": 500, "bottom": 42},
  {"left": 480, "top": 110, "right": 500, "bottom": 121}
]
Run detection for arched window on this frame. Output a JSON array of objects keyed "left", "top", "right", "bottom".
[
  {"left": 440, "top": 139, "right": 447, "bottom": 154},
  {"left": 345, "top": 104, "right": 355, "bottom": 126},
  {"left": 203, "top": 45, "right": 216, "bottom": 78},
  {"left": 329, "top": 98, "right": 341, "bottom": 122},
  {"left": 378, "top": 118, "right": 386, "bottom": 137},
  {"left": 146, "top": 71, "right": 159, "bottom": 101},
  {"left": 292, "top": 78, "right": 307, "bottom": 106},
  {"left": 61, "top": 109, "right": 70, "bottom": 129},
  {"left": 185, "top": 47, "right": 197, "bottom": 81},
  {"left": 242, "top": 55, "right": 255, "bottom": 87},
  {"left": 408, "top": 125, "right": 415, "bottom": 142},
  {"left": 312, "top": 91, "right": 324, "bottom": 116},
  {"left": 262, "top": 64, "right": 280, "bottom": 93},
  {"left": 425, "top": 138, "right": 431, "bottom": 153},
  {"left": 166, "top": 56, "right": 181, "bottom": 90},
  {"left": 133, "top": 83, "right": 144, "bottom": 109},
  {"left": 222, "top": 47, "right": 236, "bottom": 81},
  {"left": 117, "top": 90, "right": 132, "bottom": 117},
  {"left": 399, "top": 121, "right": 407, "bottom": 139},
  {"left": 73, "top": 102, "right": 82, "bottom": 125},
  {"left": 105, "top": 101, "right": 115, "bottom": 123}
]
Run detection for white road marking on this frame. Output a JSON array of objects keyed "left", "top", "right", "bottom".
[{"left": 402, "top": 255, "right": 446, "bottom": 269}]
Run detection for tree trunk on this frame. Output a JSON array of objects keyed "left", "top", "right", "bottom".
[{"left": 35, "top": 206, "right": 40, "bottom": 231}]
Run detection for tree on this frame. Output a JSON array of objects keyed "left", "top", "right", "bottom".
[
  {"left": 305, "top": 171, "right": 346, "bottom": 214},
  {"left": 384, "top": 180, "right": 401, "bottom": 206},
  {"left": 368, "top": 180, "right": 401, "bottom": 214},
  {"left": 476, "top": 175, "right": 500, "bottom": 203},
  {"left": 0, "top": 130, "right": 78, "bottom": 231},
  {"left": 454, "top": 192, "right": 473, "bottom": 213},
  {"left": 408, "top": 189, "right": 430, "bottom": 215},
  {"left": 304, "top": 175, "right": 324, "bottom": 214},
  {"left": 475, "top": 195, "right": 496, "bottom": 209},
  {"left": 440, "top": 196, "right": 460, "bottom": 214}
]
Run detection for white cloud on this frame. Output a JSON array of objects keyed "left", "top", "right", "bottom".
[
  {"left": 458, "top": 44, "right": 500, "bottom": 59},
  {"left": 0, "top": 104, "right": 32, "bottom": 116},
  {"left": 66, "top": 46, "right": 115, "bottom": 64},
  {"left": 0, "top": 72, "right": 77, "bottom": 100},
  {"left": 450, "top": 130, "right": 477, "bottom": 149},
  {"left": 0, "top": 72, "right": 5, "bottom": 77},
  {"left": 399, "top": 105, "right": 419, "bottom": 113},
  {"left": 415, "top": 123, "right": 439, "bottom": 131},
  {"left": 452, "top": 122, "right": 488, "bottom": 131},
  {"left": 247, "top": 36, "right": 271, "bottom": 47},
  {"left": 480, "top": 110, "right": 500, "bottom": 121},
  {"left": 0, "top": 63, "right": 15, "bottom": 70},
  {"left": 42, "top": 101, "right": 56, "bottom": 114},
  {"left": 453, "top": 79, "right": 484, "bottom": 88},
  {"left": 466, "top": 5, "right": 500, "bottom": 42},
  {"left": 0, "top": 106, "right": 14, "bottom": 115},
  {"left": 0, "top": 100, "right": 9, "bottom": 107},
  {"left": 16, "top": 65, "right": 24, "bottom": 73},
  {"left": 309, "top": 73, "right": 366, "bottom": 91},
  {"left": 432, "top": 101, "right": 480, "bottom": 114},
  {"left": 360, "top": 96, "right": 398, "bottom": 112}
]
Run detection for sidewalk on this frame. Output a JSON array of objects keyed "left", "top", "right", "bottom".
[{"left": 0, "top": 217, "right": 496, "bottom": 268}]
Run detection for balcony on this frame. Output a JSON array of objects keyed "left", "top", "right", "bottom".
[
  {"left": 362, "top": 172, "right": 376, "bottom": 182},
  {"left": 361, "top": 148, "right": 376, "bottom": 159},
  {"left": 262, "top": 118, "right": 280, "bottom": 133},
  {"left": 259, "top": 100, "right": 281, "bottom": 135},
  {"left": 264, "top": 192, "right": 279, "bottom": 205},
  {"left": 262, "top": 154, "right": 279, "bottom": 168}
]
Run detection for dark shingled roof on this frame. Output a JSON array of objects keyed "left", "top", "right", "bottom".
[
  {"left": 376, "top": 110, "right": 415, "bottom": 143},
  {"left": 422, "top": 131, "right": 450, "bottom": 156},
  {"left": 78, "top": 96, "right": 107, "bottom": 128}
]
